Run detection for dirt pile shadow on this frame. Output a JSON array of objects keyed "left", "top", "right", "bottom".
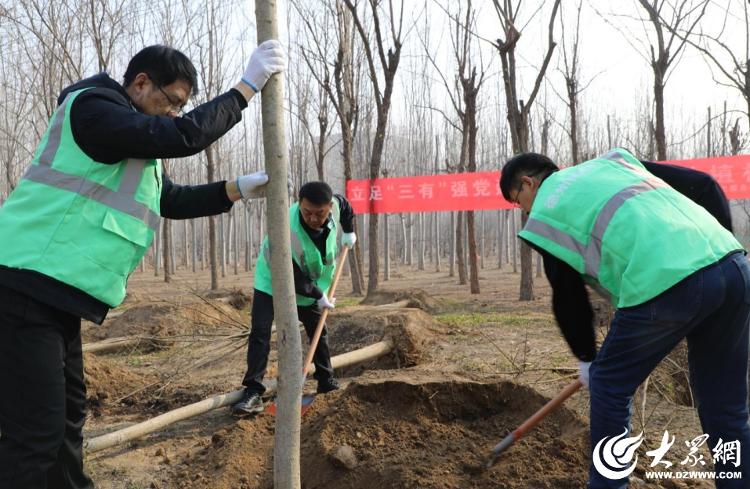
[
  {"left": 325, "top": 308, "right": 441, "bottom": 375},
  {"left": 88, "top": 300, "right": 244, "bottom": 347},
  {"left": 171, "top": 377, "right": 589, "bottom": 489},
  {"left": 360, "top": 288, "right": 441, "bottom": 313}
]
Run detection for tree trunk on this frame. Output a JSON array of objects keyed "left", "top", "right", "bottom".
[
  {"left": 654, "top": 68, "right": 667, "bottom": 160},
  {"left": 449, "top": 211, "right": 456, "bottom": 277},
  {"left": 511, "top": 210, "right": 518, "bottom": 273},
  {"left": 255, "top": 2, "right": 303, "bottom": 488},
  {"left": 191, "top": 219, "right": 197, "bottom": 273},
  {"left": 153, "top": 226, "right": 161, "bottom": 276},
  {"left": 520, "top": 213, "right": 534, "bottom": 299},
  {"left": 206, "top": 146, "right": 219, "bottom": 290},
  {"left": 467, "top": 211, "right": 480, "bottom": 294},
  {"left": 456, "top": 211, "right": 467, "bottom": 284},
  {"left": 383, "top": 213, "right": 390, "bottom": 281},
  {"left": 162, "top": 218, "right": 172, "bottom": 283},
  {"left": 434, "top": 213, "right": 440, "bottom": 272}
]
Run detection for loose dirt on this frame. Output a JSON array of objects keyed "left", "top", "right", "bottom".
[
  {"left": 171, "top": 375, "right": 589, "bottom": 489},
  {"left": 83, "top": 267, "right": 714, "bottom": 489},
  {"left": 326, "top": 308, "right": 441, "bottom": 374},
  {"left": 360, "top": 288, "right": 442, "bottom": 313},
  {"left": 84, "top": 299, "right": 245, "bottom": 346}
]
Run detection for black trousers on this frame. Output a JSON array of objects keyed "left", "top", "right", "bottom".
[
  {"left": 0, "top": 286, "right": 94, "bottom": 489},
  {"left": 242, "top": 289, "right": 334, "bottom": 394}
]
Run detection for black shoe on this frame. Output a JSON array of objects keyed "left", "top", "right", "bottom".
[
  {"left": 316, "top": 378, "right": 340, "bottom": 394},
  {"left": 231, "top": 390, "right": 264, "bottom": 416}
]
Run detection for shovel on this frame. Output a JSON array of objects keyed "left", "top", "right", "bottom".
[
  {"left": 485, "top": 379, "right": 582, "bottom": 469},
  {"left": 266, "top": 245, "right": 350, "bottom": 416}
]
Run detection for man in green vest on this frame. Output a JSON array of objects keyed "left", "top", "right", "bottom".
[
  {"left": 0, "top": 42, "right": 285, "bottom": 489},
  {"left": 232, "top": 181, "right": 356, "bottom": 416},
  {"left": 500, "top": 148, "right": 750, "bottom": 489}
]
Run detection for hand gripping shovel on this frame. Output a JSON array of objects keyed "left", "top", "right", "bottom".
[
  {"left": 266, "top": 245, "right": 350, "bottom": 416},
  {"left": 485, "top": 379, "right": 582, "bottom": 469}
]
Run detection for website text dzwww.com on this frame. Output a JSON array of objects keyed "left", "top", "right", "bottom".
[{"left": 645, "top": 471, "right": 742, "bottom": 480}]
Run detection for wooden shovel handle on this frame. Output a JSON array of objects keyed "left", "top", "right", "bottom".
[
  {"left": 513, "top": 379, "right": 582, "bottom": 439},
  {"left": 302, "top": 246, "right": 350, "bottom": 377}
]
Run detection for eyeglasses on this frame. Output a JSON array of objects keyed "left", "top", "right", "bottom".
[
  {"left": 156, "top": 85, "right": 187, "bottom": 115},
  {"left": 510, "top": 180, "right": 526, "bottom": 206},
  {"left": 147, "top": 75, "right": 187, "bottom": 115}
]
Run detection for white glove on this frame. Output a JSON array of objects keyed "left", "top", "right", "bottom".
[
  {"left": 241, "top": 40, "right": 286, "bottom": 92},
  {"left": 316, "top": 293, "right": 336, "bottom": 310},
  {"left": 342, "top": 232, "right": 357, "bottom": 248},
  {"left": 579, "top": 361, "right": 592, "bottom": 388},
  {"left": 237, "top": 171, "right": 269, "bottom": 200},
  {"left": 237, "top": 172, "right": 293, "bottom": 200}
]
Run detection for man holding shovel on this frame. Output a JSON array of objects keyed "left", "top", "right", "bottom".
[
  {"left": 232, "top": 181, "right": 356, "bottom": 416},
  {"left": 500, "top": 148, "right": 749, "bottom": 488}
]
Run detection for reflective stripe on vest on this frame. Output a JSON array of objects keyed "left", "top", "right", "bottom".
[
  {"left": 523, "top": 150, "right": 667, "bottom": 280},
  {"left": 22, "top": 94, "right": 160, "bottom": 231}
]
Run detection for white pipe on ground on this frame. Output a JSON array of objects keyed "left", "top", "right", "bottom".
[{"left": 84, "top": 338, "right": 395, "bottom": 453}]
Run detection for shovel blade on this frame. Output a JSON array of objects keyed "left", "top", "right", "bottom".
[{"left": 265, "top": 394, "right": 315, "bottom": 416}]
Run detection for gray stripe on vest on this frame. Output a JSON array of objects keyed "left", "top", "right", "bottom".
[
  {"left": 601, "top": 150, "right": 650, "bottom": 176},
  {"left": 524, "top": 218, "right": 587, "bottom": 257},
  {"left": 23, "top": 165, "right": 160, "bottom": 232},
  {"left": 38, "top": 98, "right": 70, "bottom": 167},
  {"left": 119, "top": 159, "right": 146, "bottom": 195},
  {"left": 584, "top": 179, "right": 667, "bottom": 276},
  {"left": 526, "top": 148, "right": 671, "bottom": 280}
]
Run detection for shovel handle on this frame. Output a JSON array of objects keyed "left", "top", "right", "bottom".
[
  {"left": 487, "top": 379, "right": 582, "bottom": 467},
  {"left": 513, "top": 379, "right": 582, "bottom": 439},
  {"left": 302, "top": 246, "right": 350, "bottom": 377}
]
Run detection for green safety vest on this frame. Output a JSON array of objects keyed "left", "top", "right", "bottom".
[
  {"left": 0, "top": 88, "right": 162, "bottom": 307},
  {"left": 254, "top": 199, "right": 340, "bottom": 306},
  {"left": 519, "top": 148, "right": 742, "bottom": 308}
]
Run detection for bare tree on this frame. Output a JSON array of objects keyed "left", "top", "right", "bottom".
[
  {"left": 635, "top": 0, "right": 707, "bottom": 160},
  {"left": 425, "top": 1, "right": 487, "bottom": 293},
  {"left": 288, "top": 4, "right": 339, "bottom": 181},
  {"left": 555, "top": 0, "right": 588, "bottom": 163},
  {"left": 343, "top": 0, "right": 405, "bottom": 296},
  {"left": 663, "top": 0, "right": 750, "bottom": 144},
  {"left": 493, "top": 0, "right": 561, "bottom": 301}
]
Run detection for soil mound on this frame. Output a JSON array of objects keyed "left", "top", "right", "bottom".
[
  {"left": 360, "top": 288, "right": 441, "bottom": 313},
  {"left": 326, "top": 309, "right": 441, "bottom": 374},
  {"left": 92, "top": 300, "right": 244, "bottom": 344},
  {"left": 204, "top": 287, "right": 253, "bottom": 310},
  {"left": 83, "top": 353, "right": 155, "bottom": 415},
  {"left": 173, "top": 377, "right": 589, "bottom": 489}
]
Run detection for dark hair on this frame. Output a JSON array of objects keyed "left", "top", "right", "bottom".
[
  {"left": 299, "top": 181, "right": 333, "bottom": 205},
  {"left": 123, "top": 45, "right": 199, "bottom": 96},
  {"left": 499, "top": 153, "right": 559, "bottom": 201}
]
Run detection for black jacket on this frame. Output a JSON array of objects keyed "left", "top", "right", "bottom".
[
  {"left": 530, "top": 161, "right": 734, "bottom": 362},
  {"left": 0, "top": 73, "right": 248, "bottom": 323}
]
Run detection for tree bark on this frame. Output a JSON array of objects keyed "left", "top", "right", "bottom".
[
  {"left": 256, "top": 2, "right": 303, "bottom": 488},
  {"left": 205, "top": 145, "right": 219, "bottom": 290}
]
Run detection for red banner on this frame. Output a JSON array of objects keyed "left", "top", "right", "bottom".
[{"left": 347, "top": 155, "right": 750, "bottom": 214}]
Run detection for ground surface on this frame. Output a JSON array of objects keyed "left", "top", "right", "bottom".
[{"left": 81, "top": 263, "right": 714, "bottom": 488}]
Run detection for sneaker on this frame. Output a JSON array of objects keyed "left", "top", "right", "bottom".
[
  {"left": 231, "top": 390, "right": 264, "bottom": 416},
  {"left": 316, "top": 378, "right": 340, "bottom": 394}
]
